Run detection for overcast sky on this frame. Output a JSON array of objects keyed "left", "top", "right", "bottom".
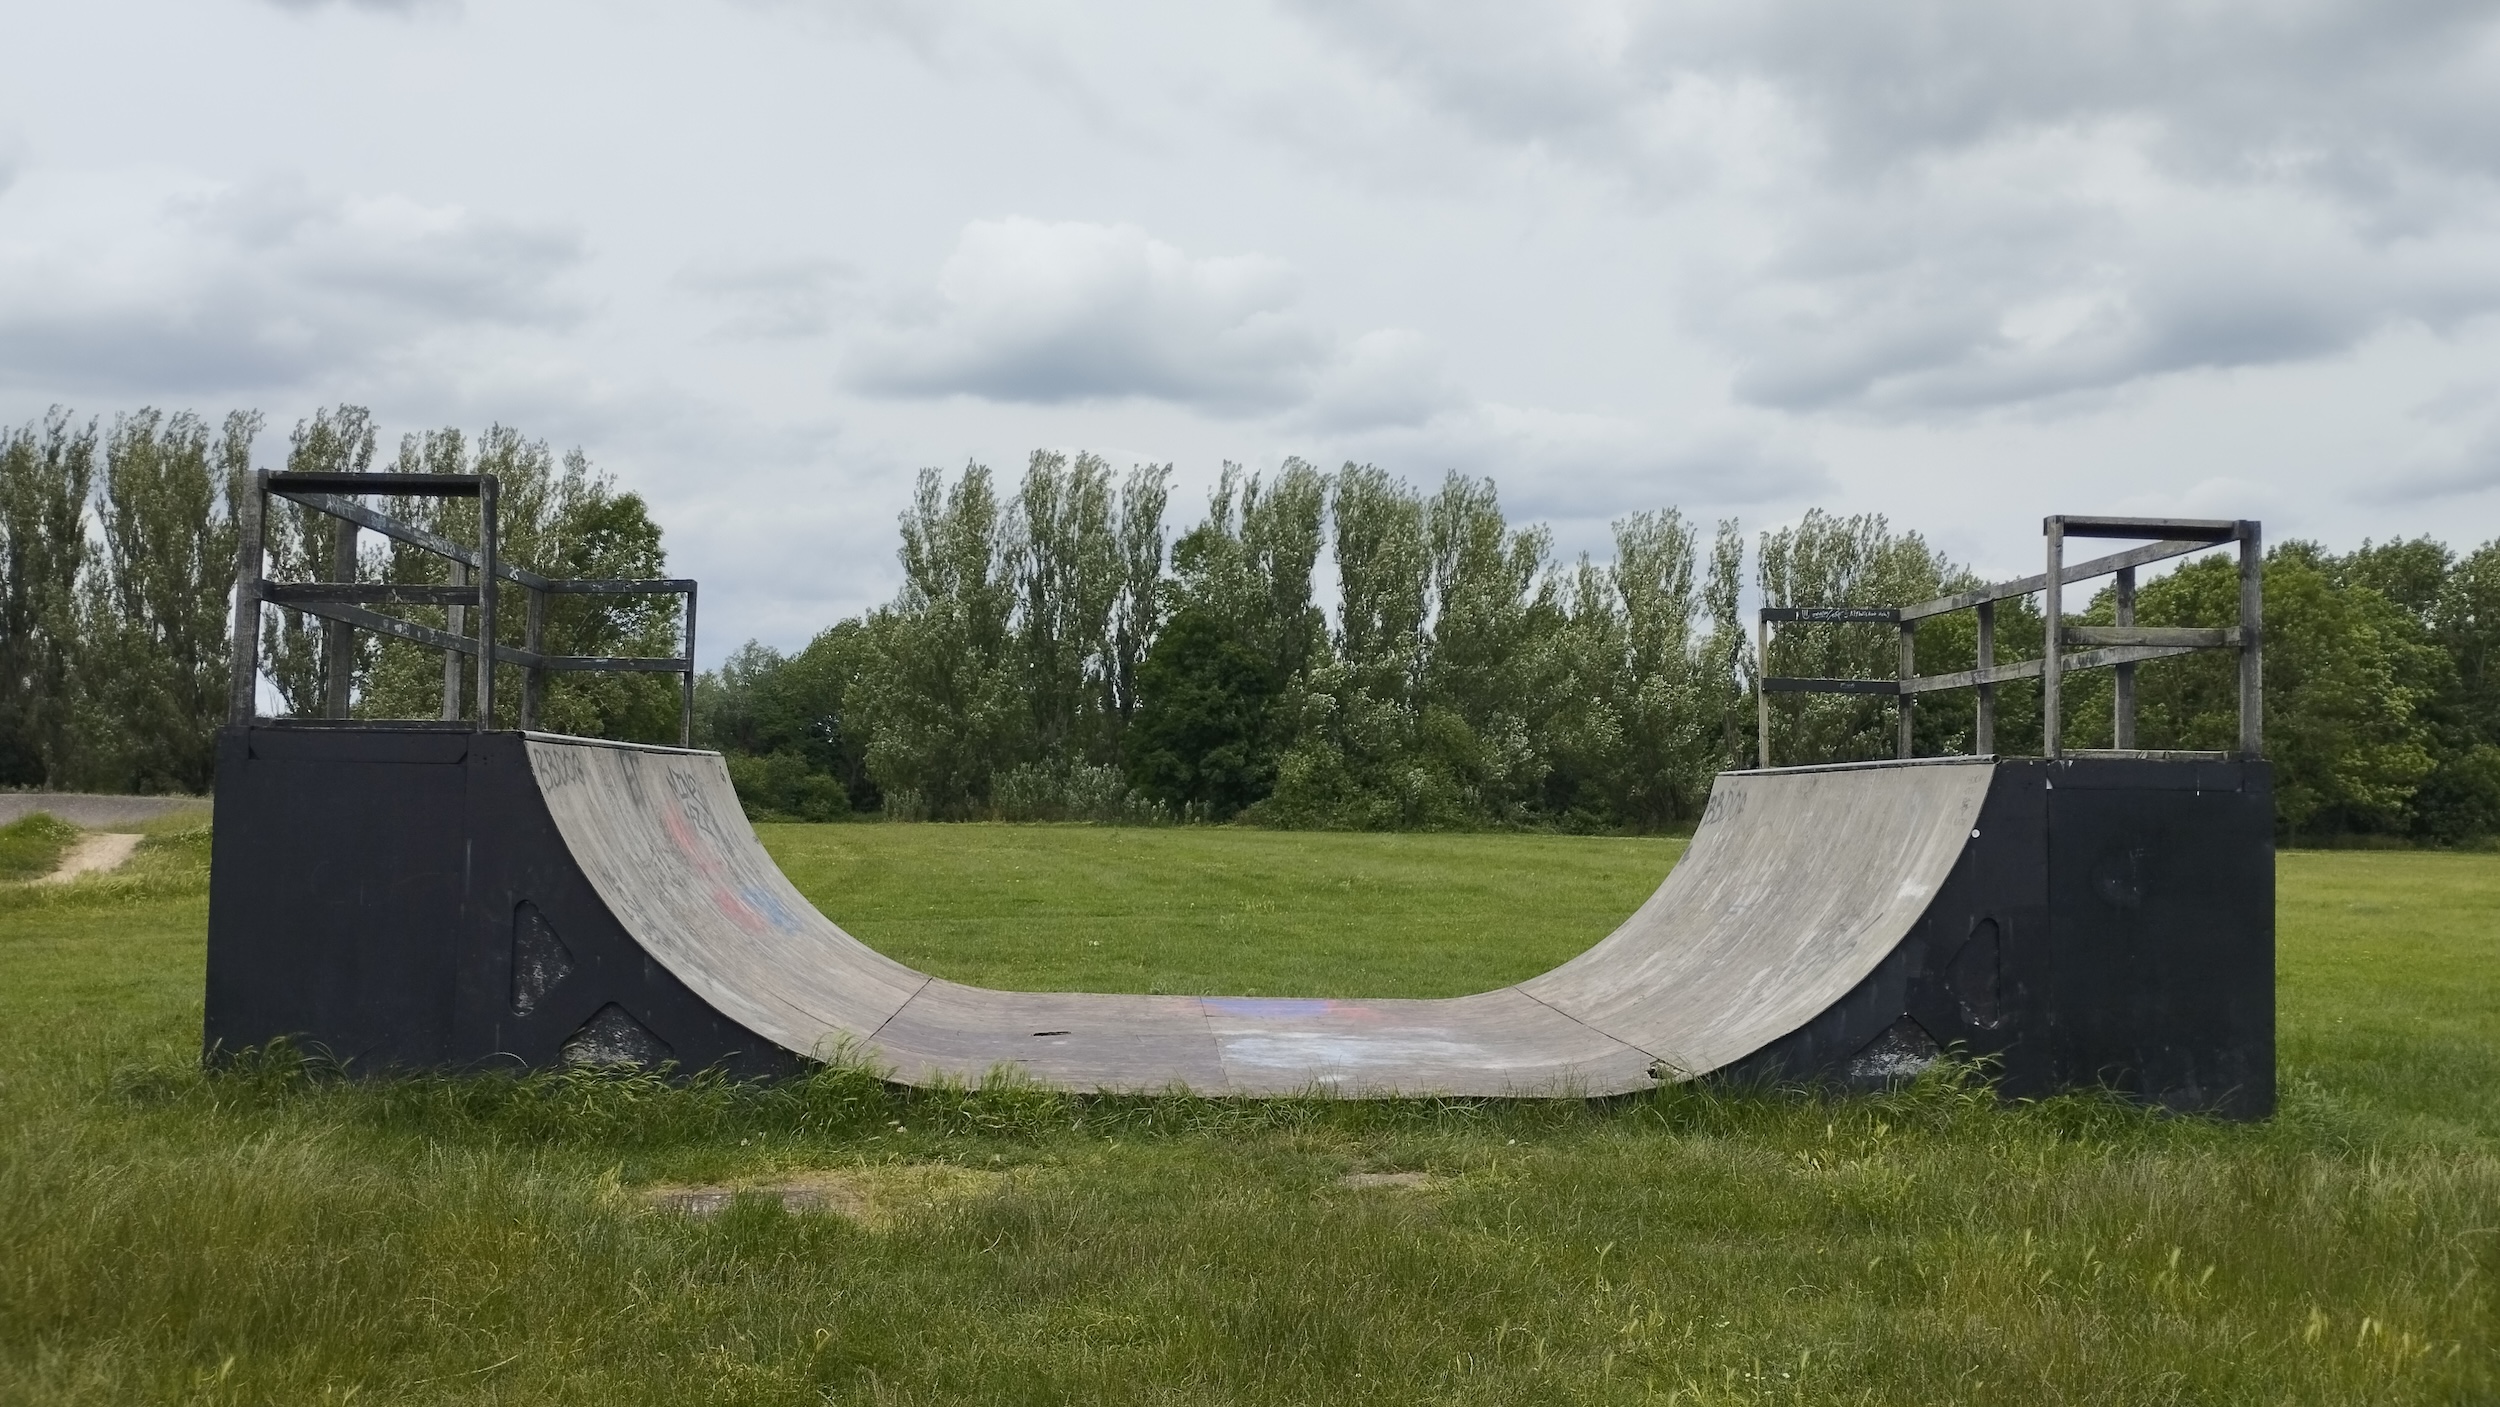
[{"left": 4, "top": 0, "right": 2497, "bottom": 658}]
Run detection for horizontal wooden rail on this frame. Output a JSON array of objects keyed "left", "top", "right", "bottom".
[
  {"left": 2052, "top": 514, "right": 2243, "bottom": 541},
  {"left": 1762, "top": 676, "right": 1902, "bottom": 696},
  {"left": 263, "top": 582, "right": 481, "bottom": 608},
  {"left": 537, "top": 654, "right": 694, "bottom": 673},
  {"left": 1898, "top": 538, "right": 2223, "bottom": 621},
  {"left": 271, "top": 490, "right": 553, "bottom": 590},
  {"left": 267, "top": 471, "right": 482, "bottom": 497},
  {"left": 2061, "top": 624, "right": 2240, "bottom": 648},
  {"left": 2065, "top": 747, "right": 2234, "bottom": 762},
  {"left": 1759, "top": 606, "right": 1899, "bottom": 624}
]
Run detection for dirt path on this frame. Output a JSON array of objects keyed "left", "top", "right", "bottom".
[{"left": 42, "top": 832, "right": 143, "bottom": 884}]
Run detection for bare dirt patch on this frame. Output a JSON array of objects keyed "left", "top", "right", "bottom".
[
  {"left": 41, "top": 833, "right": 143, "bottom": 885},
  {"left": 643, "top": 1163, "right": 1010, "bottom": 1228}
]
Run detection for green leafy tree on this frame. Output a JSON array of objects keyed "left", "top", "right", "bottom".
[
  {"left": 72, "top": 409, "right": 254, "bottom": 792},
  {"left": 1421, "top": 474, "right": 1552, "bottom": 816},
  {"left": 1263, "top": 465, "right": 1434, "bottom": 827},
  {"left": 1134, "top": 461, "right": 1327, "bottom": 816},
  {"left": 700, "top": 621, "right": 883, "bottom": 818},
  {"left": 1010, "top": 450, "right": 1119, "bottom": 765},
  {"left": 2119, "top": 549, "right": 2437, "bottom": 839},
  {"left": 0, "top": 411, "right": 97, "bottom": 786},
  {"left": 852, "top": 465, "right": 1023, "bottom": 818},
  {"left": 1125, "top": 607, "right": 1278, "bottom": 818},
  {"left": 1603, "top": 509, "right": 1710, "bottom": 826},
  {"left": 1106, "top": 460, "right": 1172, "bottom": 746}
]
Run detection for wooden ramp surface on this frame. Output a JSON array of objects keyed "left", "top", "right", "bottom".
[{"left": 527, "top": 738, "right": 1992, "bottom": 1097}]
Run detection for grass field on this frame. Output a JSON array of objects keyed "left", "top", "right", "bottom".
[{"left": 1, "top": 823, "right": 2494, "bottom": 1404}]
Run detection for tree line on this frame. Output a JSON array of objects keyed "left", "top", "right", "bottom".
[
  {"left": 6, "top": 407, "right": 2494, "bottom": 842},
  {"left": 0, "top": 405, "right": 678, "bottom": 794},
  {"left": 704, "top": 453, "right": 2500, "bottom": 843}
]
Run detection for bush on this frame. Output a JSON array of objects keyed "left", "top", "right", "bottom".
[{"left": 723, "top": 752, "right": 851, "bottom": 822}]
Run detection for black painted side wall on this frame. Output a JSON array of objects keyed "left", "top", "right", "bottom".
[
  {"left": 1721, "top": 758, "right": 2275, "bottom": 1119},
  {"left": 205, "top": 726, "right": 796, "bottom": 1078}
]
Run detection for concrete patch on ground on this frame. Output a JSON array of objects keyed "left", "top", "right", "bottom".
[
  {"left": 41, "top": 832, "right": 144, "bottom": 884},
  {"left": 643, "top": 1163, "right": 1011, "bottom": 1228}
]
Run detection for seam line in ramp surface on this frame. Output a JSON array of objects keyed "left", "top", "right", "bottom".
[
  {"left": 864, "top": 975, "right": 935, "bottom": 1049},
  {"left": 1196, "top": 994, "right": 1231, "bottom": 1095},
  {"left": 1510, "top": 983, "right": 1670, "bottom": 1070}
]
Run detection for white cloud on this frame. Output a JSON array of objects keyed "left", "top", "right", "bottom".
[
  {"left": 0, "top": 171, "right": 583, "bottom": 397},
  {"left": 850, "top": 218, "right": 1323, "bottom": 411},
  {"left": 850, "top": 217, "right": 1468, "bottom": 428}
]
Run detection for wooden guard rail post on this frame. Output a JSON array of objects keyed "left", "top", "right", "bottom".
[
  {"left": 226, "top": 471, "right": 699, "bottom": 744},
  {"left": 1755, "top": 515, "right": 2263, "bottom": 768}
]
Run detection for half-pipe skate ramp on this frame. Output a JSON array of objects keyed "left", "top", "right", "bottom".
[{"left": 205, "top": 727, "right": 2276, "bottom": 1116}]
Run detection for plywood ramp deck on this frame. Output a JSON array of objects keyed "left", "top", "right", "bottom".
[{"left": 528, "top": 738, "right": 1992, "bottom": 1098}]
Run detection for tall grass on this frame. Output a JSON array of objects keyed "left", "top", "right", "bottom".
[
  {"left": 0, "top": 813, "right": 78, "bottom": 883},
  {"left": 0, "top": 828, "right": 2492, "bottom": 1403}
]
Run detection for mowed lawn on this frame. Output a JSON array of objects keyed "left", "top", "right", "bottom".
[
  {"left": 0, "top": 824, "right": 2493, "bottom": 1405},
  {"left": 762, "top": 824, "right": 1686, "bottom": 998}
]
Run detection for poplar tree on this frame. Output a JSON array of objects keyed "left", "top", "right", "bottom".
[
  {"left": 77, "top": 409, "right": 252, "bottom": 792},
  {"left": 0, "top": 411, "right": 96, "bottom": 786}
]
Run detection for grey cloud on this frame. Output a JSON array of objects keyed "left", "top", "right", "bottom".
[
  {"left": 851, "top": 218, "right": 1351, "bottom": 417},
  {"left": 1336, "top": 405, "right": 1830, "bottom": 521},
  {"left": 0, "top": 175, "right": 584, "bottom": 397},
  {"left": 2376, "top": 426, "right": 2500, "bottom": 504},
  {"left": 678, "top": 256, "right": 860, "bottom": 340},
  {"left": 1296, "top": 329, "right": 1465, "bottom": 431},
  {"left": 1297, "top": 2, "right": 2500, "bottom": 186},
  {"left": 264, "top": 0, "right": 453, "bottom": 13},
  {"left": 2412, "top": 381, "right": 2498, "bottom": 424},
  {"left": 1285, "top": 2, "right": 2500, "bottom": 416}
]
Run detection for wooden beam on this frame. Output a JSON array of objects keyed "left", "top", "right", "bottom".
[
  {"left": 476, "top": 477, "right": 499, "bottom": 730},
  {"left": 226, "top": 471, "right": 266, "bottom": 725},
  {"left": 2066, "top": 748, "right": 2234, "bottom": 762},
  {"left": 1759, "top": 605, "right": 1899, "bottom": 624},
  {"left": 1761, "top": 676, "right": 1902, "bottom": 696},
  {"left": 2050, "top": 514, "right": 2243, "bottom": 541},
  {"left": 2240, "top": 522, "right": 2264, "bottom": 758},
  {"left": 542, "top": 578, "right": 698, "bottom": 596},
  {"left": 2059, "top": 643, "right": 2202, "bottom": 672},
  {"left": 322, "top": 506, "right": 358, "bottom": 718},
  {"left": 2043, "top": 519, "right": 2064, "bottom": 758},
  {"left": 273, "top": 489, "right": 557, "bottom": 592},
  {"left": 262, "top": 582, "right": 482, "bottom": 607},
  {"left": 1897, "top": 537, "right": 2223, "bottom": 621},
  {"left": 1897, "top": 621, "right": 1915, "bottom": 759},
  {"left": 537, "top": 655, "right": 695, "bottom": 673},
  {"left": 2061, "top": 625, "right": 2240, "bottom": 648},
  {"left": 267, "top": 471, "right": 482, "bottom": 497},
  {"left": 442, "top": 561, "right": 466, "bottom": 722},
  {"left": 1900, "top": 657, "right": 2047, "bottom": 695}
]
